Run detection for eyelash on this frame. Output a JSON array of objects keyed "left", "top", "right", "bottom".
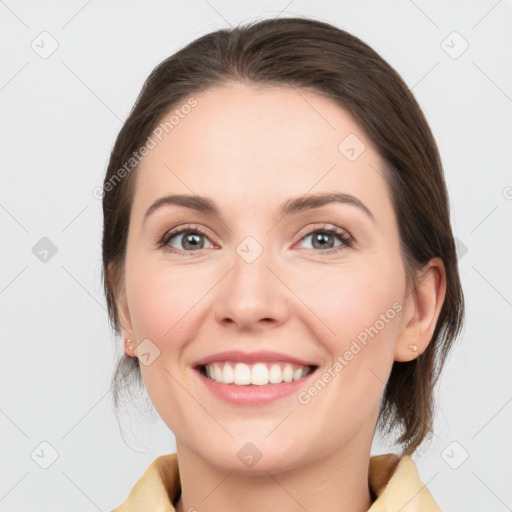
[{"left": 156, "top": 223, "right": 354, "bottom": 256}]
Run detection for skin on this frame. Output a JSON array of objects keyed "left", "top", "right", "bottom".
[{"left": 115, "top": 83, "right": 446, "bottom": 512}]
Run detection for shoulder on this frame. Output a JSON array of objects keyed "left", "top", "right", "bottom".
[
  {"left": 112, "top": 453, "right": 181, "bottom": 512},
  {"left": 368, "top": 454, "right": 443, "bottom": 511}
]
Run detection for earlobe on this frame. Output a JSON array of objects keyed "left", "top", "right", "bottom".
[
  {"left": 124, "top": 337, "right": 136, "bottom": 357},
  {"left": 394, "top": 258, "right": 446, "bottom": 362},
  {"left": 117, "top": 295, "right": 136, "bottom": 357},
  {"left": 108, "top": 262, "right": 135, "bottom": 357}
]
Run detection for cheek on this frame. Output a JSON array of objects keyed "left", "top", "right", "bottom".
[
  {"left": 299, "top": 261, "right": 404, "bottom": 350},
  {"left": 127, "top": 275, "right": 169, "bottom": 340},
  {"left": 294, "top": 266, "right": 403, "bottom": 423},
  {"left": 125, "top": 252, "right": 201, "bottom": 342},
  {"left": 124, "top": 254, "right": 205, "bottom": 428},
  {"left": 125, "top": 246, "right": 405, "bottom": 354}
]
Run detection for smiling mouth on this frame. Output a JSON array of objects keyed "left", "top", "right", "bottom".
[{"left": 196, "top": 361, "right": 318, "bottom": 386}]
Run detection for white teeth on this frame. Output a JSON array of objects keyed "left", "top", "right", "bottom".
[
  {"left": 213, "top": 363, "right": 222, "bottom": 382},
  {"left": 234, "top": 362, "right": 251, "bottom": 385},
  {"left": 222, "top": 363, "right": 234, "bottom": 384},
  {"left": 251, "top": 363, "right": 269, "bottom": 385},
  {"left": 269, "top": 363, "right": 282, "bottom": 384},
  {"left": 283, "top": 365, "right": 294, "bottom": 382},
  {"left": 293, "top": 367, "right": 304, "bottom": 381},
  {"left": 203, "top": 361, "right": 313, "bottom": 385}
]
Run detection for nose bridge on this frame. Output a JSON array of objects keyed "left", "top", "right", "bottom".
[
  {"left": 232, "top": 233, "right": 275, "bottom": 308},
  {"left": 214, "top": 232, "right": 289, "bottom": 328}
]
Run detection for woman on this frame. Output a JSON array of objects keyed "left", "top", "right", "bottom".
[{"left": 102, "top": 16, "right": 464, "bottom": 511}]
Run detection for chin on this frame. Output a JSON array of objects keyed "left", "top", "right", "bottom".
[{"left": 196, "top": 437, "right": 308, "bottom": 476}]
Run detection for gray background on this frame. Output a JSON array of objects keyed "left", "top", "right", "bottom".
[{"left": 1, "top": 1, "right": 511, "bottom": 510}]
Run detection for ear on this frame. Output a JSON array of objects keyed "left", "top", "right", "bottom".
[
  {"left": 394, "top": 257, "right": 447, "bottom": 362},
  {"left": 117, "top": 291, "right": 136, "bottom": 357},
  {"left": 108, "top": 262, "right": 136, "bottom": 357}
]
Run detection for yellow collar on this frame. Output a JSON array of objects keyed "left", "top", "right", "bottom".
[{"left": 114, "top": 452, "right": 442, "bottom": 511}]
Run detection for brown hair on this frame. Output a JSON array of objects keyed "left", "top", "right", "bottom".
[{"left": 102, "top": 16, "right": 464, "bottom": 454}]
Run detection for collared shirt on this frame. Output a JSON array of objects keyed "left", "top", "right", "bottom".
[{"left": 113, "top": 452, "right": 442, "bottom": 511}]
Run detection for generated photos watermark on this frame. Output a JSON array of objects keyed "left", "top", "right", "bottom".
[{"left": 297, "top": 301, "right": 403, "bottom": 405}]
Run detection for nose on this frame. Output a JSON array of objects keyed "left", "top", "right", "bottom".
[{"left": 213, "top": 242, "right": 291, "bottom": 332}]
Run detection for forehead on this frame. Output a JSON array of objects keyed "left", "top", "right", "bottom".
[{"left": 132, "top": 83, "right": 390, "bottom": 221}]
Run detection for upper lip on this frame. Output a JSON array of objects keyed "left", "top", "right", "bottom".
[{"left": 192, "top": 350, "right": 318, "bottom": 368}]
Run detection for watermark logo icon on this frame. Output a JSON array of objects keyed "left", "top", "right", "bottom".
[
  {"left": 441, "top": 441, "right": 469, "bottom": 469},
  {"left": 134, "top": 338, "right": 161, "bottom": 366},
  {"left": 441, "top": 31, "right": 469, "bottom": 59},
  {"left": 32, "top": 237, "right": 58, "bottom": 263},
  {"left": 454, "top": 237, "right": 468, "bottom": 261},
  {"left": 31, "top": 31, "right": 59, "bottom": 59},
  {"left": 338, "top": 134, "right": 366, "bottom": 162},
  {"left": 236, "top": 236, "right": 264, "bottom": 264},
  {"left": 237, "top": 442, "right": 262, "bottom": 468},
  {"left": 31, "top": 441, "right": 59, "bottom": 469}
]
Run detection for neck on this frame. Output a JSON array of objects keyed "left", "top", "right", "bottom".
[{"left": 174, "top": 441, "right": 372, "bottom": 512}]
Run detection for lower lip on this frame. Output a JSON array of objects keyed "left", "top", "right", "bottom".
[{"left": 195, "top": 368, "right": 317, "bottom": 406}]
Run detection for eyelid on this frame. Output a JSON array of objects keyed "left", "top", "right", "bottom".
[
  {"left": 293, "top": 223, "right": 354, "bottom": 252},
  {"left": 158, "top": 223, "right": 217, "bottom": 249},
  {"left": 158, "top": 222, "right": 354, "bottom": 254},
  {"left": 294, "top": 223, "right": 352, "bottom": 243}
]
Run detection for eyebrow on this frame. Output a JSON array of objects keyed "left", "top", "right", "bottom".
[{"left": 143, "top": 192, "right": 374, "bottom": 223}]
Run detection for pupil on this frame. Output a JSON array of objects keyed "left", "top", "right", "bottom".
[
  {"left": 180, "top": 232, "right": 334, "bottom": 250},
  {"left": 184, "top": 233, "right": 203, "bottom": 250},
  {"left": 314, "top": 233, "right": 333, "bottom": 249}
]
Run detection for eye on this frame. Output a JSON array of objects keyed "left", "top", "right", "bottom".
[
  {"left": 157, "top": 224, "right": 215, "bottom": 254},
  {"left": 157, "top": 223, "right": 353, "bottom": 256},
  {"left": 296, "top": 224, "right": 353, "bottom": 254}
]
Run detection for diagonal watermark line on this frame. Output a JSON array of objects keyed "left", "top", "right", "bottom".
[
  {"left": 266, "top": 164, "right": 337, "bottom": 234},
  {"left": 368, "top": 367, "right": 386, "bottom": 385},
  {"left": 162, "top": 366, "right": 234, "bottom": 438},
  {"left": 472, "top": 265, "right": 512, "bottom": 308},
  {"left": 265, "top": 410, "right": 294, "bottom": 438},
  {"left": 0, "top": 202, "right": 29, "bottom": 232},
  {"left": 163, "top": 267, "right": 234, "bottom": 337},
  {"left": 0, "top": 0, "right": 29, "bottom": 28},
  {"left": 472, "top": 471, "right": 511, "bottom": 510},
  {"left": 266, "top": 265, "right": 336, "bottom": 335},
  {"left": 202, "top": 0, "right": 232, "bottom": 27},
  {"left": 472, "top": 61, "right": 512, "bottom": 105},
  {"left": 407, "top": 0, "right": 439, "bottom": 28},
  {"left": 471, "top": 0, "right": 503, "bottom": 30},
  {"left": 61, "top": 387, "right": 112, "bottom": 439},
  {"left": 60, "top": 204, "right": 89, "bottom": 233},
  {"left": 398, "top": 472, "right": 439, "bottom": 511},
  {"left": 61, "top": 0, "right": 93, "bottom": 29},
  {"left": 368, "top": 161, "right": 387, "bottom": 185},
  {"left": 61, "top": 471, "right": 102, "bottom": 511},
  {"left": 0, "top": 408, "right": 29, "bottom": 439},
  {"left": 201, "top": 470, "right": 233, "bottom": 502},
  {"left": 163, "top": 163, "right": 232, "bottom": 234},
  {"left": 0, "top": 265, "right": 28, "bottom": 296},
  {"left": 411, "top": 61, "right": 439, "bottom": 91},
  {"left": 472, "top": 396, "right": 512, "bottom": 439},
  {"left": 61, "top": 61, "right": 124, "bottom": 122},
  {"left": 0, "top": 61, "right": 29, "bottom": 92},
  {"left": 274, "top": 0, "right": 295, "bottom": 18},
  {"left": 61, "top": 265, "right": 107, "bottom": 312},
  {"left": 265, "top": 472, "right": 308, "bottom": 511},
  {"left": 0, "top": 472, "right": 29, "bottom": 502},
  {"left": 290, "top": 84, "right": 337, "bottom": 130},
  {"left": 470, "top": 204, "right": 499, "bottom": 233}
]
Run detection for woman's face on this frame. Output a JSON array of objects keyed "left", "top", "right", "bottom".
[{"left": 119, "top": 83, "right": 413, "bottom": 472}]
